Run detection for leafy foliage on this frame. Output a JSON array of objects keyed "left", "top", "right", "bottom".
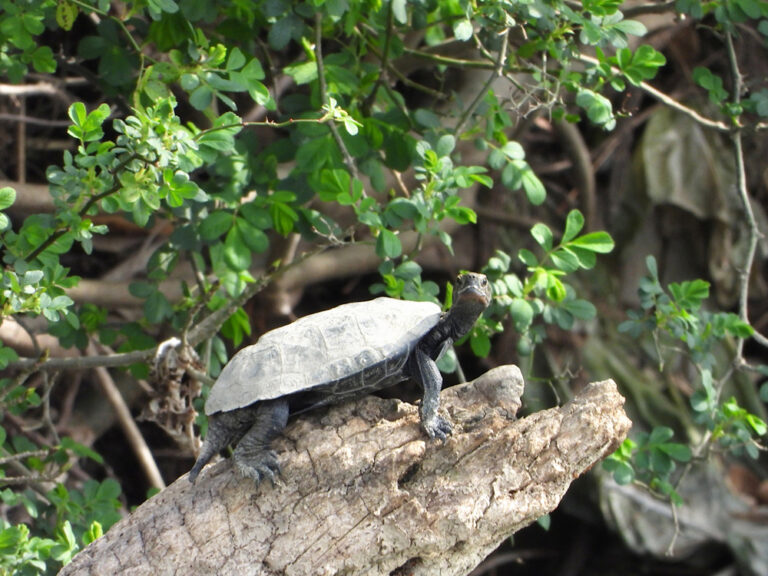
[
  {"left": 604, "top": 428, "right": 692, "bottom": 505},
  {"left": 1, "top": 0, "right": 764, "bottom": 571},
  {"left": 608, "top": 257, "right": 767, "bottom": 500},
  {"left": 482, "top": 210, "right": 614, "bottom": 355}
]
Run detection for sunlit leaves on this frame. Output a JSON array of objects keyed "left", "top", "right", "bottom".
[
  {"left": 67, "top": 103, "right": 111, "bottom": 144},
  {"left": 480, "top": 211, "right": 615, "bottom": 355},
  {"left": 56, "top": 0, "right": 79, "bottom": 31},
  {"left": 604, "top": 431, "right": 691, "bottom": 505},
  {"left": 693, "top": 66, "right": 729, "bottom": 104},
  {"left": 576, "top": 89, "right": 616, "bottom": 130},
  {"left": 0, "top": 187, "right": 16, "bottom": 231},
  {"left": 490, "top": 141, "right": 546, "bottom": 204}
]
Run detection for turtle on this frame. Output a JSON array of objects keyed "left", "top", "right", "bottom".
[{"left": 188, "top": 272, "right": 491, "bottom": 485}]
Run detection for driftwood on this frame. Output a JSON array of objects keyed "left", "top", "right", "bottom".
[{"left": 60, "top": 365, "right": 630, "bottom": 576}]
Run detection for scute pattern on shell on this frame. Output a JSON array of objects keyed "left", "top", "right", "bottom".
[{"left": 205, "top": 297, "right": 442, "bottom": 415}]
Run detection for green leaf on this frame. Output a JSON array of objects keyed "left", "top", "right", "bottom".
[
  {"left": 227, "top": 47, "right": 246, "bottom": 70},
  {"left": 669, "top": 279, "right": 709, "bottom": 310},
  {"left": 270, "top": 201, "right": 298, "bottom": 236},
  {"left": 189, "top": 85, "right": 214, "bottom": 110},
  {"left": 180, "top": 73, "right": 199, "bottom": 91},
  {"left": 224, "top": 226, "right": 251, "bottom": 271},
  {"left": 435, "top": 134, "right": 456, "bottom": 157},
  {"left": 521, "top": 169, "right": 546, "bottom": 205},
  {"left": 607, "top": 459, "right": 635, "bottom": 484},
  {"left": 501, "top": 141, "right": 525, "bottom": 160},
  {"left": 268, "top": 13, "right": 304, "bottom": 50},
  {"left": 234, "top": 217, "right": 269, "bottom": 254},
  {"left": 649, "top": 450, "right": 673, "bottom": 475},
  {"left": 576, "top": 89, "right": 616, "bottom": 130},
  {"left": 199, "top": 211, "right": 233, "bottom": 240},
  {"left": 501, "top": 161, "right": 522, "bottom": 190},
  {"left": 30, "top": 46, "right": 56, "bottom": 74},
  {"left": 746, "top": 413, "right": 767, "bottom": 435},
  {"left": 562, "top": 298, "right": 596, "bottom": 320},
  {"left": 649, "top": 426, "right": 674, "bottom": 444},
  {"left": 60, "top": 437, "right": 104, "bottom": 463},
  {"left": 518, "top": 248, "right": 538, "bottom": 267},
  {"left": 569, "top": 231, "right": 615, "bottom": 253},
  {"left": 724, "top": 317, "right": 754, "bottom": 338},
  {"left": 550, "top": 247, "right": 581, "bottom": 273},
  {"left": 0, "top": 346, "right": 19, "bottom": 369},
  {"left": 56, "top": 0, "right": 79, "bottom": 31},
  {"left": 562, "top": 210, "right": 584, "bottom": 242},
  {"left": 470, "top": 331, "right": 491, "bottom": 357},
  {"left": 658, "top": 443, "right": 692, "bottom": 462},
  {"left": 83, "top": 521, "right": 103, "bottom": 546},
  {"left": 318, "top": 168, "right": 350, "bottom": 200},
  {"left": 148, "top": 0, "right": 179, "bottom": 15},
  {"left": 68, "top": 102, "right": 87, "bottom": 129},
  {"left": 0, "top": 186, "right": 16, "bottom": 210},
  {"left": 613, "top": 19, "right": 646, "bottom": 37},
  {"left": 692, "top": 67, "right": 728, "bottom": 103},
  {"left": 392, "top": 0, "right": 408, "bottom": 23},
  {"left": 453, "top": 19, "right": 473, "bottom": 41},
  {"left": 145, "top": 289, "right": 172, "bottom": 323},
  {"left": 530, "top": 223, "right": 553, "bottom": 251},
  {"left": 509, "top": 298, "right": 534, "bottom": 332},
  {"left": 546, "top": 275, "right": 567, "bottom": 302},
  {"left": 376, "top": 228, "right": 402, "bottom": 259},
  {"left": 284, "top": 61, "right": 317, "bottom": 85}
]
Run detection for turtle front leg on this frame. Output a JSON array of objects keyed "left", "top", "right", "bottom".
[
  {"left": 233, "top": 398, "right": 289, "bottom": 485},
  {"left": 412, "top": 348, "right": 453, "bottom": 441}
]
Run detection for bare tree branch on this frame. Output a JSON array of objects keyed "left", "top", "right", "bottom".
[{"left": 60, "top": 366, "right": 630, "bottom": 576}]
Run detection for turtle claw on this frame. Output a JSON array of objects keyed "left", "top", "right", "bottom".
[
  {"left": 423, "top": 415, "right": 453, "bottom": 442},
  {"left": 235, "top": 450, "right": 282, "bottom": 486}
]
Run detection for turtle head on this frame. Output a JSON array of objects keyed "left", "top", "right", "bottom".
[{"left": 448, "top": 272, "right": 492, "bottom": 339}]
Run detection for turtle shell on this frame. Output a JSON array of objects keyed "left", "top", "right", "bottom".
[{"left": 205, "top": 297, "right": 442, "bottom": 415}]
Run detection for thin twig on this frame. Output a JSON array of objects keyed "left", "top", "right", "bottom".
[
  {"left": 401, "top": 47, "right": 497, "bottom": 70},
  {"left": 88, "top": 342, "right": 166, "bottom": 491},
  {"left": 0, "top": 113, "right": 73, "bottom": 127},
  {"left": 0, "top": 82, "right": 64, "bottom": 97},
  {"left": 577, "top": 53, "right": 731, "bottom": 133},
  {"left": 6, "top": 246, "right": 328, "bottom": 374},
  {"left": 362, "top": 0, "right": 394, "bottom": 115},
  {"left": 354, "top": 28, "right": 450, "bottom": 101},
  {"left": 0, "top": 449, "right": 50, "bottom": 466},
  {"left": 724, "top": 31, "right": 768, "bottom": 356},
  {"left": 455, "top": 30, "right": 510, "bottom": 135},
  {"left": 315, "top": 12, "right": 359, "bottom": 182},
  {"left": 24, "top": 153, "right": 139, "bottom": 262}
]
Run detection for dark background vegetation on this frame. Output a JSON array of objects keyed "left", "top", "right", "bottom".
[{"left": 1, "top": 0, "right": 767, "bottom": 574}]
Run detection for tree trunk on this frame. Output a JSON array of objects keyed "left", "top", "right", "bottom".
[{"left": 60, "top": 365, "right": 631, "bottom": 576}]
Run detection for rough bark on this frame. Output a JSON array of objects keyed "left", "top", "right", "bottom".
[{"left": 60, "top": 365, "right": 630, "bottom": 576}]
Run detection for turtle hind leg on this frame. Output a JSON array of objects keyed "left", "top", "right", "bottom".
[
  {"left": 233, "top": 398, "right": 289, "bottom": 486},
  {"left": 189, "top": 406, "right": 257, "bottom": 483}
]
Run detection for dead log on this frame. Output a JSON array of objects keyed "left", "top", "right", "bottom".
[{"left": 59, "top": 365, "right": 630, "bottom": 576}]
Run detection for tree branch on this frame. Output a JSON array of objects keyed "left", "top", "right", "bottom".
[
  {"left": 60, "top": 366, "right": 630, "bottom": 576},
  {"left": 315, "top": 12, "right": 359, "bottom": 182},
  {"left": 88, "top": 342, "right": 166, "bottom": 490},
  {"left": 454, "top": 30, "right": 509, "bottom": 135}
]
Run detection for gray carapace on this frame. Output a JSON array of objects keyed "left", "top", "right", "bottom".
[{"left": 189, "top": 272, "right": 492, "bottom": 485}]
